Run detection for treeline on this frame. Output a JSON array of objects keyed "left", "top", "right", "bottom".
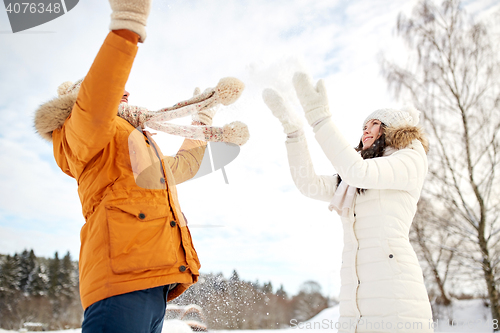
[
  {"left": 0, "top": 250, "right": 81, "bottom": 330},
  {"left": 171, "top": 270, "right": 334, "bottom": 330},
  {"left": 0, "top": 250, "right": 333, "bottom": 331}
]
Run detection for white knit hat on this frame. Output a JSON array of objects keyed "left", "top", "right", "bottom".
[{"left": 362, "top": 105, "right": 421, "bottom": 129}]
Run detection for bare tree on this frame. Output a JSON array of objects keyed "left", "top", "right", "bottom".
[
  {"left": 380, "top": 0, "right": 500, "bottom": 325},
  {"left": 410, "top": 197, "right": 485, "bottom": 318},
  {"left": 411, "top": 198, "right": 455, "bottom": 306}
]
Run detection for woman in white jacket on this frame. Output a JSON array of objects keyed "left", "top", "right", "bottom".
[{"left": 263, "top": 73, "right": 433, "bottom": 333}]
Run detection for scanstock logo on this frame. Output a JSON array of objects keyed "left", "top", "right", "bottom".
[{"left": 3, "top": 0, "right": 79, "bottom": 33}]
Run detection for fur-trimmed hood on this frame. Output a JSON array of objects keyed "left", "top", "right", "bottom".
[
  {"left": 385, "top": 124, "right": 429, "bottom": 154},
  {"left": 34, "top": 90, "right": 79, "bottom": 142}
]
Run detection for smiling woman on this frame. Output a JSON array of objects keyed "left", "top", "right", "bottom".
[{"left": 264, "top": 72, "right": 432, "bottom": 333}]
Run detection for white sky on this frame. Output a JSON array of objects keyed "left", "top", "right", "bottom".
[{"left": 0, "top": 0, "right": 498, "bottom": 298}]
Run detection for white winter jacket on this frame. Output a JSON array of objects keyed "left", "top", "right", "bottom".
[{"left": 286, "top": 119, "right": 433, "bottom": 333}]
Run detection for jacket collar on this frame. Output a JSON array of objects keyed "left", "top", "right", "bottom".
[
  {"left": 34, "top": 91, "right": 79, "bottom": 142},
  {"left": 385, "top": 125, "right": 429, "bottom": 154}
]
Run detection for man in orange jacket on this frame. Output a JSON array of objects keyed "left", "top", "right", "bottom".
[{"left": 34, "top": 0, "right": 208, "bottom": 332}]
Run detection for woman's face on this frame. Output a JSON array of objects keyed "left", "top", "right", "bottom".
[{"left": 362, "top": 119, "right": 383, "bottom": 150}]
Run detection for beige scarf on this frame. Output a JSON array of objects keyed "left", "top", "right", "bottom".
[{"left": 328, "top": 181, "right": 357, "bottom": 217}]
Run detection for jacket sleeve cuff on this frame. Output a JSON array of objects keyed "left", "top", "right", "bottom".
[
  {"left": 112, "top": 29, "right": 140, "bottom": 44},
  {"left": 110, "top": 20, "right": 146, "bottom": 43}
]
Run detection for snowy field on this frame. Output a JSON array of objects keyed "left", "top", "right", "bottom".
[{"left": 0, "top": 299, "right": 495, "bottom": 333}]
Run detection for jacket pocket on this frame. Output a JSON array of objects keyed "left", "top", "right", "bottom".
[{"left": 106, "top": 202, "right": 178, "bottom": 274}]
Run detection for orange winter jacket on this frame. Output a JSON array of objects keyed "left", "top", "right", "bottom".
[{"left": 50, "top": 31, "right": 206, "bottom": 309}]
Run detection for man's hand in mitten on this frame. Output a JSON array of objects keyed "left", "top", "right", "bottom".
[
  {"left": 292, "top": 72, "right": 331, "bottom": 126},
  {"left": 109, "top": 0, "right": 152, "bottom": 42},
  {"left": 192, "top": 87, "right": 218, "bottom": 126},
  {"left": 262, "top": 88, "right": 303, "bottom": 136}
]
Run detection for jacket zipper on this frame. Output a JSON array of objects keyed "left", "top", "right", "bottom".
[
  {"left": 352, "top": 210, "right": 361, "bottom": 332},
  {"left": 143, "top": 131, "right": 176, "bottom": 219},
  {"left": 143, "top": 131, "right": 166, "bottom": 180}
]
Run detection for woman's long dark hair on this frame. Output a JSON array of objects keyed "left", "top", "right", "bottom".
[{"left": 336, "top": 123, "right": 387, "bottom": 194}]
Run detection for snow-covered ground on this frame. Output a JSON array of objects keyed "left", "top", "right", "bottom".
[
  {"left": 430, "top": 299, "right": 494, "bottom": 332},
  {"left": 0, "top": 299, "right": 495, "bottom": 333}
]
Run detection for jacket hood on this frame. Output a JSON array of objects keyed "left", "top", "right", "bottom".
[
  {"left": 385, "top": 124, "right": 429, "bottom": 154},
  {"left": 34, "top": 90, "right": 79, "bottom": 142}
]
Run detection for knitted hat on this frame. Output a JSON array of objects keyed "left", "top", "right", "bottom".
[{"left": 362, "top": 105, "right": 420, "bottom": 129}]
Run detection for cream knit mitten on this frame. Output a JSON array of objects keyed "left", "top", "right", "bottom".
[
  {"left": 191, "top": 87, "right": 218, "bottom": 126},
  {"left": 292, "top": 72, "right": 331, "bottom": 126},
  {"left": 195, "top": 106, "right": 218, "bottom": 126},
  {"left": 262, "top": 88, "right": 303, "bottom": 136},
  {"left": 109, "top": 0, "right": 152, "bottom": 42}
]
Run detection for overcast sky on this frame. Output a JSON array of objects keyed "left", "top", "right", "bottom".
[{"left": 0, "top": 0, "right": 498, "bottom": 298}]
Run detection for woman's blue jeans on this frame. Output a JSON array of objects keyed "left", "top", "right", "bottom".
[{"left": 81, "top": 285, "right": 170, "bottom": 333}]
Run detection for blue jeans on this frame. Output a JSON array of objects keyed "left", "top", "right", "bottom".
[{"left": 81, "top": 285, "right": 170, "bottom": 333}]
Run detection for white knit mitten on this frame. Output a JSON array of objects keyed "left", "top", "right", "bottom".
[
  {"left": 109, "top": 0, "right": 152, "bottom": 42},
  {"left": 292, "top": 72, "right": 331, "bottom": 126},
  {"left": 262, "top": 88, "right": 303, "bottom": 135}
]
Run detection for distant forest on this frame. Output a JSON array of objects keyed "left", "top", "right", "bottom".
[{"left": 0, "top": 250, "right": 334, "bottom": 331}]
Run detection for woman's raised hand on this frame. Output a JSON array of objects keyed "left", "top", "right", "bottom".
[
  {"left": 262, "top": 89, "right": 303, "bottom": 135},
  {"left": 292, "top": 72, "right": 331, "bottom": 126}
]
